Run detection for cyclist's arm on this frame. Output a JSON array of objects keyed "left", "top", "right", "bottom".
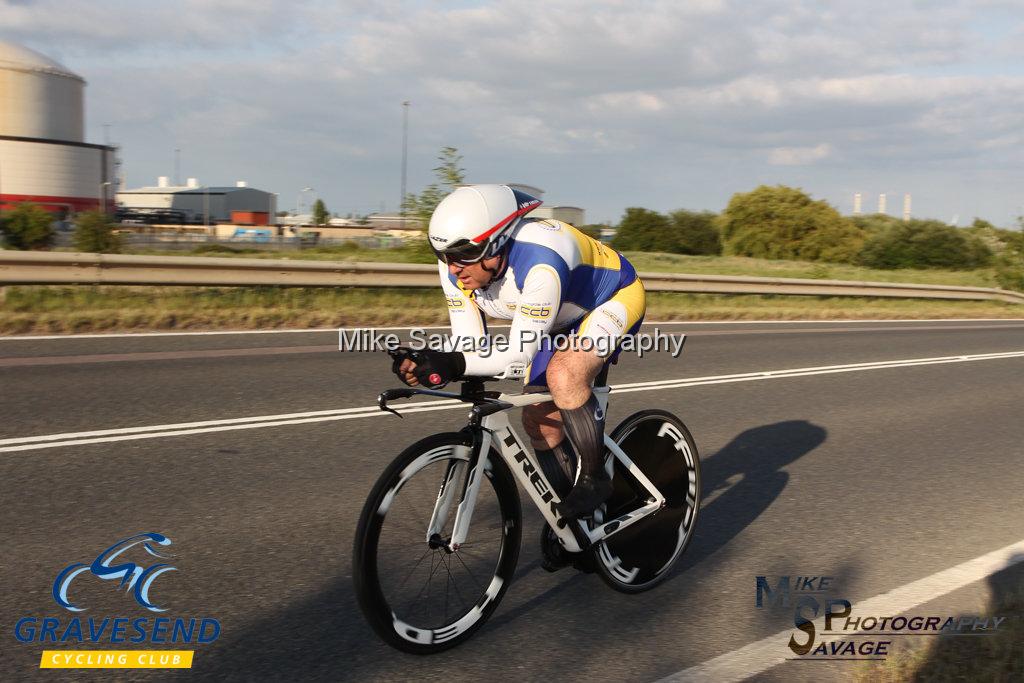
[
  {"left": 462, "top": 265, "right": 561, "bottom": 378},
  {"left": 438, "top": 262, "right": 486, "bottom": 352}
]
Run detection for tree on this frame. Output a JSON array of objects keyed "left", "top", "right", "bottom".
[
  {"left": 847, "top": 213, "right": 902, "bottom": 235},
  {"left": 0, "top": 203, "right": 55, "bottom": 250},
  {"left": 610, "top": 208, "right": 722, "bottom": 255},
  {"left": 73, "top": 210, "right": 121, "bottom": 253},
  {"left": 718, "top": 185, "right": 864, "bottom": 263},
  {"left": 857, "top": 219, "right": 992, "bottom": 270},
  {"left": 610, "top": 208, "right": 673, "bottom": 252},
  {"left": 668, "top": 210, "right": 721, "bottom": 255},
  {"left": 403, "top": 146, "right": 465, "bottom": 227},
  {"left": 312, "top": 199, "right": 329, "bottom": 227}
]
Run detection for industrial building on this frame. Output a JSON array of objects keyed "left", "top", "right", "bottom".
[
  {"left": 0, "top": 41, "right": 117, "bottom": 214},
  {"left": 507, "top": 183, "right": 587, "bottom": 226},
  {"left": 116, "top": 178, "right": 277, "bottom": 225}
]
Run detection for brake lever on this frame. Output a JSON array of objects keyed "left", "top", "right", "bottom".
[{"left": 377, "top": 390, "right": 405, "bottom": 419}]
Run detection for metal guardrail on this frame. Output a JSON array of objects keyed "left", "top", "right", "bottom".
[{"left": 1, "top": 250, "right": 1023, "bottom": 304}]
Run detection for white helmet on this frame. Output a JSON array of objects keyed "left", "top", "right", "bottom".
[{"left": 428, "top": 184, "right": 542, "bottom": 264}]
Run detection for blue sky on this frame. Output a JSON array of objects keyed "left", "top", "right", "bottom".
[{"left": 2, "top": 0, "right": 1023, "bottom": 226}]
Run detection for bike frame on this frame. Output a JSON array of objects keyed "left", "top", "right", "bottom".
[{"left": 415, "top": 386, "right": 668, "bottom": 555}]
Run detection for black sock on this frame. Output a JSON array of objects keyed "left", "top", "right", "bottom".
[
  {"left": 553, "top": 438, "right": 578, "bottom": 483},
  {"left": 559, "top": 393, "right": 606, "bottom": 480},
  {"left": 534, "top": 446, "right": 572, "bottom": 497}
]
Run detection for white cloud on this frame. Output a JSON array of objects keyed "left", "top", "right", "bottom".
[
  {"left": 769, "top": 143, "right": 832, "bottom": 166},
  {"left": 1, "top": 0, "right": 1022, "bottom": 223}
]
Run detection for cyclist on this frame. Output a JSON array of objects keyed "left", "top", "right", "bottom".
[{"left": 394, "top": 184, "right": 645, "bottom": 520}]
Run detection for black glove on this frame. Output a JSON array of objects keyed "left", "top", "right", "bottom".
[{"left": 392, "top": 349, "right": 466, "bottom": 389}]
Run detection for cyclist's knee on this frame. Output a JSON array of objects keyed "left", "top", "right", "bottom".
[{"left": 547, "top": 350, "right": 603, "bottom": 408}]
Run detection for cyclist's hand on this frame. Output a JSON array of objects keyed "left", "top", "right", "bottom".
[
  {"left": 397, "top": 358, "right": 419, "bottom": 387},
  {"left": 410, "top": 350, "right": 466, "bottom": 389}
]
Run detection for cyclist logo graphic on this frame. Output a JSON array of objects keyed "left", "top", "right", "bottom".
[{"left": 52, "top": 533, "right": 177, "bottom": 613}]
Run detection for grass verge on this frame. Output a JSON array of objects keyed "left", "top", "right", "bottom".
[
  {"left": 1, "top": 286, "right": 1020, "bottom": 335},
  {"left": 623, "top": 252, "right": 1001, "bottom": 288},
  {"left": 854, "top": 577, "right": 1024, "bottom": 681}
]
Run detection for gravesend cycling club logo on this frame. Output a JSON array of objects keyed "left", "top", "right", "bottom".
[
  {"left": 13, "top": 532, "right": 221, "bottom": 670},
  {"left": 54, "top": 533, "right": 176, "bottom": 612}
]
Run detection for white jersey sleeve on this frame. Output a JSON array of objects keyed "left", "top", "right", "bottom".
[
  {"left": 438, "top": 261, "right": 487, "bottom": 353},
  {"left": 461, "top": 264, "right": 561, "bottom": 377}
]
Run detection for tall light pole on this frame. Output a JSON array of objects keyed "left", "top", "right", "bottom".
[
  {"left": 400, "top": 101, "right": 409, "bottom": 229},
  {"left": 296, "top": 187, "right": 314, "bottom": 226},
  {"left": 98, "top": 181, "right": 112, "bottom": 213}
]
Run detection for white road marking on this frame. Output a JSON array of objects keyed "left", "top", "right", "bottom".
[
  {"left": 1, "top": 319, "right": 1021, "bottom": 340},
  {"left": 2, "top": 350, "right": 1022, "bottom": 453},
  {"left": 657, "top": 537, "right": 1024, "bottom": 682}
]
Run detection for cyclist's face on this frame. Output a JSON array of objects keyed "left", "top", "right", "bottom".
[{"left": 448, "top": 255, "right": 502, "bottom": 290}]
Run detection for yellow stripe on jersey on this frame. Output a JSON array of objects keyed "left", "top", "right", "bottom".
[{"left": 566, "top": 223, "right": 621, "bottom": 271}]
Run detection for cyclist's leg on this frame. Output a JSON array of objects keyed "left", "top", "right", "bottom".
[
  {"left": 546, "top": 345, "right": 609, "bottom": 517},
  {"left": 521, "top": 401, "right": 576, "bottom": 497},
  {"left": 522, "top": 342, "right": 577, "bottom": 496},
  {"left": 549, "top": 279, "right": 647, "bottom": 519}
]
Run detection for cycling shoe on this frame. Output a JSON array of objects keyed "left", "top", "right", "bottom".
[
  {"left": 539, "top": 525, "right": 570, "bottom": 572},
  {"left": 556, "top": 473, "right": 613, "bottom": 521}
]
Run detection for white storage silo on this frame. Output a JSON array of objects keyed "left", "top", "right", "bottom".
[{"left": 0, "top": 41, "right": 116, "bottom": 215}]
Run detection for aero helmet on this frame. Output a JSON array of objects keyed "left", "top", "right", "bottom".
[{"left": 428, "top": 184, "right": 542, "bottom": 264}]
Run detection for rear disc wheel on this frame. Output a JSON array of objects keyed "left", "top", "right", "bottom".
[{"left": 592, "top": 410, "right": 701, "bottom": 593}]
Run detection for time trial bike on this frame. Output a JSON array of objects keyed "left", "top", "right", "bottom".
[{"left": 353, "top": 350, "right": 701, "bottom": 654}]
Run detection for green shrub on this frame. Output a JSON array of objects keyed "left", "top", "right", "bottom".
[
  {"left": 994, "top": 262, "right": 1024, "bottom": 292},
  {"left": 719, "top": 185, "right": 864, "bottom": 263},
  {"left": 847, "top": 214, "right": 903, "bottom": 234},
  {"left": 611, "top": 208, "right": 673, "bottom": 253},
  {"left": 610, "top": 208, "right": 720, "bottom": 255},
  {"left": 72, "top": 211, "right": 121, "bottom": 253},
  {"left": 857, "top": 220, "right": 992, "bottom": 270},
  {"left": 0, "top": 203, "right": 55, "bottom": 249},
  {"left": 668, "top": 210, "right": 722, "bottom": 255}
]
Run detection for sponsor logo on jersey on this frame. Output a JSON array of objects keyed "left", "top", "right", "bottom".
[
  {"left": 445, "top": 295, "right": 465, "bottom": 309},
  {"left": 604, "top": 311, "right": 625, "bottom": 330},
  {"left": 519, "top": 304, "right": 552, "bottom": 319}
]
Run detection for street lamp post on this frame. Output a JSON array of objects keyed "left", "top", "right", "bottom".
[
  {"left": 98, "top": 181, "right": 112, "bottom": 213},
  {"left": 296, "top": 187, "right": 314, "bottom": 227},
  {"left": 400, "top": 101, "right": 409, "bottom": 230}
]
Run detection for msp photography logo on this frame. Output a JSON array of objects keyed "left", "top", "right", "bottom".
[
  {"left": 756, "top": 574, "right": 1009, "bottom": 662},
  {"left": 13, "top": 532, "right": 221, "bottom": 670}
]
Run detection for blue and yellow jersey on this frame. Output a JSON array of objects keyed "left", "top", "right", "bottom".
[{"left": 439, "top": 219, "right": 643, "bottom": 378}]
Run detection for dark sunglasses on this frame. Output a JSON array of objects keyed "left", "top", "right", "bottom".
[{"left": 431, "top": 239, "right": 489, "bottom": 265}]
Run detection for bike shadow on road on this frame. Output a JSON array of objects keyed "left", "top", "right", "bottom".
[
  {"left": 186, "top": 420, "right": 826, "bottom": 682},
  {"left": 486, "top": 419, "right": 828, "bottom": 625},
  {"left": 685, "top": 419, "right": 828, "bottom": 565}
]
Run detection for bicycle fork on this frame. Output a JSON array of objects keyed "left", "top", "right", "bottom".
[{"left": 427, "top": 430, "right": 490, "bottom": 552}]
